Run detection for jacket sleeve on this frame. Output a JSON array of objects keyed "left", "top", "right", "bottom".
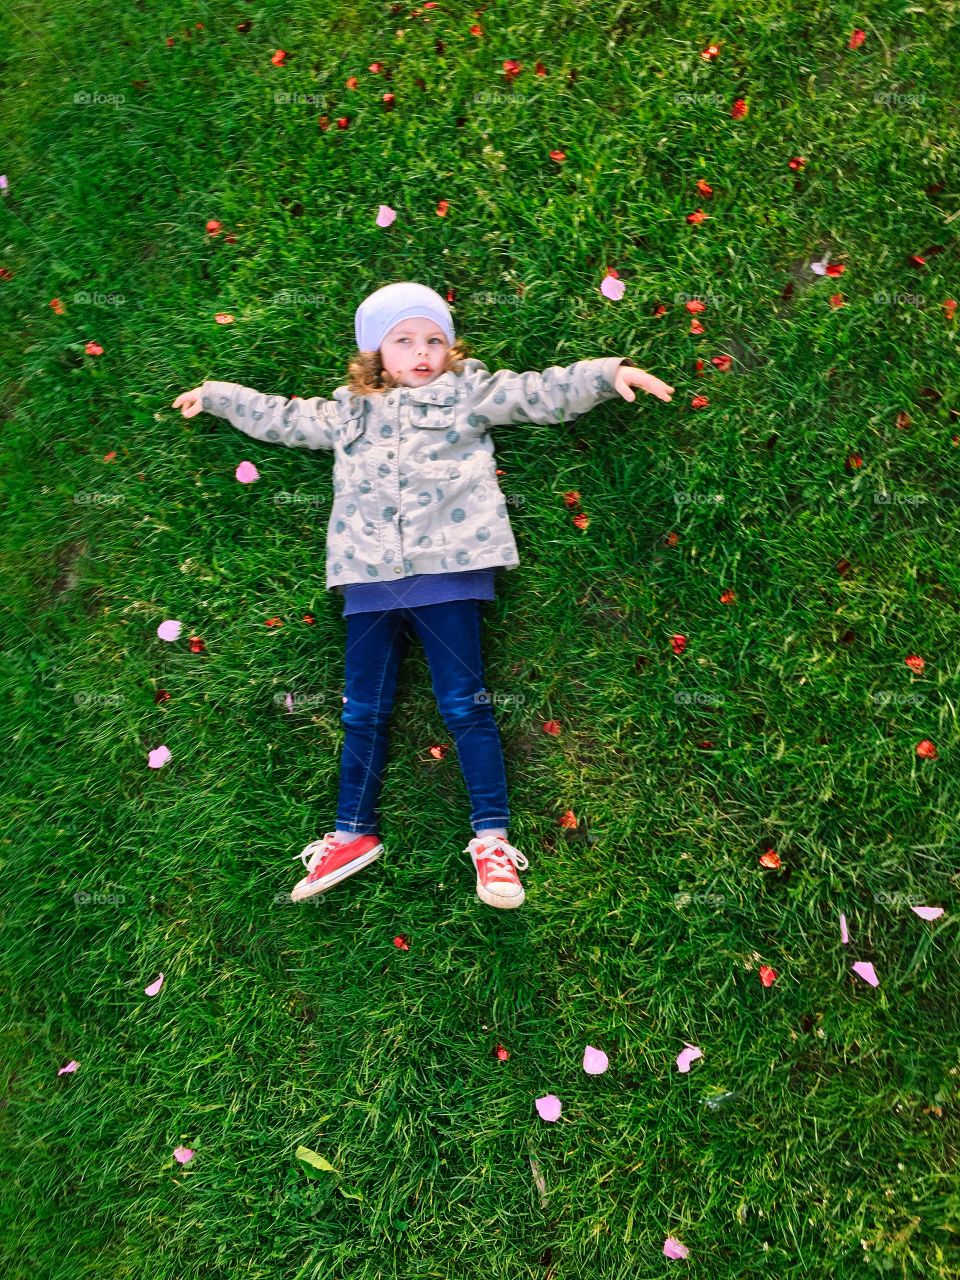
[
  {"left": 200, "top": 380, "right": 339, "bottom": 452},
  {"left": 462, "top": 356, "right": 637, "bottom": 428}
]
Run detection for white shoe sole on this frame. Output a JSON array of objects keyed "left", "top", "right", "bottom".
[
  {"left": 476, "top": 880, "right": 525, "bottom": 909},
  {"left": 291, "top": 842, "right": 384, "bottom": 902}
]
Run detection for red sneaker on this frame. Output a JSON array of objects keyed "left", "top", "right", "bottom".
[
  {"left": 464, "top": 835, "right": 529, "bottom": 909},
  {"left": 291, "top": 831, "right": 384, "bottom": 903}
]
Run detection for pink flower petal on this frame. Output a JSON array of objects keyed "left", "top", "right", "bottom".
[
  {"left": 0, "top": 175, "right": 8, "bottom": 191},
  {"left": 663, "top": 1236, "right": 689, "bottom": 1260},
  {"left": 376, "top": 204, "right": 397, "bottom": 227},
  {"left": 157, "top": 619, "right": 182, "bottom": 642},
  {"left": 583, "top": 1045, "right": 608, "bottom": 1075},
  {"left": 535, "top": 1094, "right": 562, "bottom": 1122},
  {"left": 840, "top": 912, "right": 849, "bottom": 944},
  {"left": 285, "top": 692, "right": 294, "bottom": 712},
  {"left": 173, "top": 1146, "right": 195, "bottom": 1164},
  {"left": 235, "top": 460, "right": 259, "bottom": 484},
  {"left": 676, "top": 1043, "right": 702, "bottom": 1073},
  {"left": 57, "top": 1060, "right": 79, "bottom": 1076},
  {"left": 852, "top": 961, "right": 879, "bottom": 987},
  {"left": 810, "top": 257, "right": 829, "bottom": 275},
  {"left": 145, "top": 972, "right": 165, "bottom": 997},
  {"left": 600, "top": 274, "right": 626, "bottom": 301},
  {"left": 911, "top": 906, "right": 945, "bottom": 921},
  {"left": 148, "top": 745, "right": 172, "bottom": 769}
]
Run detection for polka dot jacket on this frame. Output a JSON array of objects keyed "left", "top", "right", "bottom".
[{"left": 200, "top": 354, "right": 636, "bottom": 591}]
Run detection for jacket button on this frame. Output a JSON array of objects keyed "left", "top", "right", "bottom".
[
  {"left": 387, "top": 450, "right": 395, "bottom": 458},
  {"left": 393, "top": 566, "right": 402, "bottom": 574}
]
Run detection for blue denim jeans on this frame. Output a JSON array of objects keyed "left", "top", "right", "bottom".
[{"left": 336, "top": 600, "right": 511, "bottom": 836}]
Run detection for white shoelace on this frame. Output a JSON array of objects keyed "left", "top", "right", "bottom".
[
  {"left": 295, "top": 832, "right": 339, "bottom": 872},
  {"left": 471, "top": 838, "right": 529, "bottom": 880}
]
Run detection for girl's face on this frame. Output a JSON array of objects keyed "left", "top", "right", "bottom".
[{"left": 379, "top": 317, "right": 449, "bottom": 386}]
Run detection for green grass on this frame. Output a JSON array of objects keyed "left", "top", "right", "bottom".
[{"left": 2, "top": 3, "right": 959, "bottom": 1277}]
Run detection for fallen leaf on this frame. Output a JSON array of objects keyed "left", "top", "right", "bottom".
[{"left": 295, "top": 1145, "right": 337, "bottom": 1172}]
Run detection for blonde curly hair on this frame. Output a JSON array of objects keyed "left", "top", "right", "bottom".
[{"left": 345, "top": 338, "right": 472, "bottom": 396}]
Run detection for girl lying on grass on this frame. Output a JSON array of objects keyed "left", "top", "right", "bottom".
[{"left": 173, "top": 281, "right": 674, "bottom": 909}]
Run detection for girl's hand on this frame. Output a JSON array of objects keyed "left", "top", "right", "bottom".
[
  {"left": 172, "top": 387, "right": 206, "bottom": 419},
  {"left": 615, "top": 365, "right": 675, "bottom": 404}
]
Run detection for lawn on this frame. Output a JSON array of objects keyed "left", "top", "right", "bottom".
[{"left": 1, "top": 3, "right": 958, "bottom": 1278}]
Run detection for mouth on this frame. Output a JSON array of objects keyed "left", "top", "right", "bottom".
[{"left": 411, "top": 366, "right": 432, "bottom": 377}]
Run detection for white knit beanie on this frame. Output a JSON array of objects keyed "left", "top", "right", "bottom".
[{"left": 354, "top": 281, "right": 455, "bottom": 353}]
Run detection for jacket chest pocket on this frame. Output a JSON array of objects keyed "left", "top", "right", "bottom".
[{"left": 408, "top": 388, "right": 458, "bottom": 434}]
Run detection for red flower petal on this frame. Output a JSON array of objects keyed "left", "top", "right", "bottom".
[
  {"left": 543, "top": 720, "right": 561, "bottom": 736},
  {"left": 671, "top": 634, "right": 687, "bottom": 655},
  {"left": 731, "top": 98, "right": 748, "bottom": 119},
  {"left": 559, "top": 810, "right": 578, "bottom": 829},
  {"left": 685, "top": 299, "right": 706, "bottom": 314},
  {"left": 916, "top": 739, "right": 937, "bottom": 759},
  {"left": 905, "top": 655, "right": 925, "bottom": 675},
  {"left": 759, "top": 850, "right": 781, "bottom": 868},
  {"left": 848, "top": 29, "right": 866, "bottom": 49},
  {"left": 393, "top": 935, "right": 410, "bottom": 950},
  {"left": 759, "top": 965, "right": 778, "bottom": 987}
]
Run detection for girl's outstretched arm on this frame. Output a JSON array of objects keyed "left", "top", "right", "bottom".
[
  {"left": 194, "top": 380, "right": 340, "bottom": 451},
  {"left": 461, "top": 356, "right": 671, "bottom": 428}
]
